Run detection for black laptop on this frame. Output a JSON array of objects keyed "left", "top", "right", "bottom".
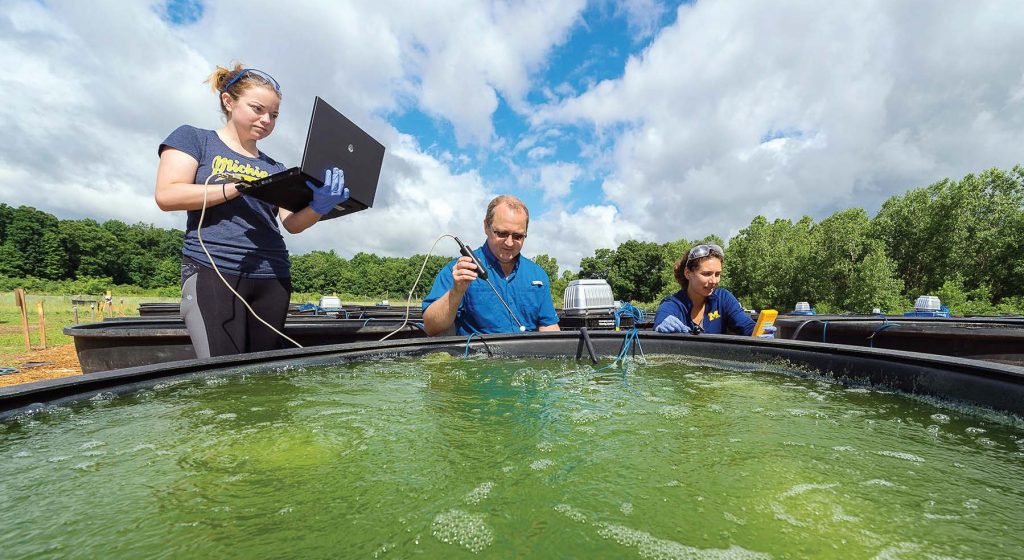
[{"left": 237, "top": 96, "right": 385, "bottom": 220}]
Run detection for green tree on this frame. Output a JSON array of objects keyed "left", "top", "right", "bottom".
[
  {"left": 292, "top": 250, "right": 346, "bottom": 294},
  {"left": 607, "top": 240, "right": 665, "bottom": 303},
  {"left": 803, "top": 208, "right": 872, "bottom": 310},
  {"left": 0, "top": 206, "right": 62, "bottom": 278},
  {"left": 844, "top": 241, "right": 906, "bottom": 313},
  {"left": 579, "top": 248, "right": 615, "bottom": 280},
  {"left": 550, "top": 269, "right": 577, "bottom": 307},
  {"left": 59, "top": 219, "right": 122, "bottom": 279},
  {"left": 726, "top": 217, "right": 812, "bottom": 310},
  {"left": 532, "top": 254, "right": 559, "bottom": 281}
]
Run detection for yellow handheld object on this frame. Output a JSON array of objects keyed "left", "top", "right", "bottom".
[{"left": 752, "top": 309, "right": 778, "bottom": 337}]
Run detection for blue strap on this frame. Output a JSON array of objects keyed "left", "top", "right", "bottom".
[{"left": 868, "top": 323, "right": 900, "bottom": 348}]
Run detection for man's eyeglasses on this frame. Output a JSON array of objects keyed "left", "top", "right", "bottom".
[
  {"left": 222, "top": 68, "right": 281, "bottom": 93},
  {"left": 490, "top": 228, "right": 527, "bottom": 242},
  {"left": 685, "top": 243, "right": 724, "bottom": 266}
]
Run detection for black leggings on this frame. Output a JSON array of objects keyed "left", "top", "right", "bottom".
[{"left": 181, "top": 257, "right": 292, "bottom": 358}]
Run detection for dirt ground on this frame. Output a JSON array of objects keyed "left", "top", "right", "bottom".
[{"left": 0, "top": 344, "right": 83, "bottom": 388}]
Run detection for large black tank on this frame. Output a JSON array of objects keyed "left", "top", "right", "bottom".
[
  {"left": 64, "top": 317, "right": 426, "bottom": 373},
  {"left": 774, "top": 314, "right": 1024, "bottom": 366},
  {"left": 9, "top": 331, "right": 1024, "bottom": 417}
]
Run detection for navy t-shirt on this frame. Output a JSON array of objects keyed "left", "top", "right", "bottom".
[
  {"left": 422, "top": 243, "right": 560, "bottom": 335},
  {"left": 654, "top": 288, "right": 756, "bottom": 336},
  {"left": 160, "top": 125, "right": 290, "bottom": 278}
]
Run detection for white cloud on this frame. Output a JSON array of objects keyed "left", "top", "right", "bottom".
[
  {"left": 283, "top": 130, "right": 496, "bottom": 259},
  {"left": 527, "top": 146, "right": 555, "bottom": 160},
  {"left": 528, "top": 204, "right": 647, "bottom": 273},
  {"left": 537, "top": 162, "right": 581, "bottom": 201},
  {"left": 537, "top": 0, "right": 1024, "bottom": 243},
  {"left": 4, "top": 0, "right": 1024, "bottom": 279},
  {"left": 0, "top": 0, "right": 584, "bottom": 264}
]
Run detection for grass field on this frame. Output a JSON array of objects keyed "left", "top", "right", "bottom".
[
  {"left": 0, "top": 292, "right": 179, "bottom": 360},
  {"left": 0, "top": 290, "right": 401, "bottom": 368}
]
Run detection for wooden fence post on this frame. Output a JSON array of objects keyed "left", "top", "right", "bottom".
[
  {"left": 36, "top": 300, "right": 47, "bottom": 349},
  {"left": 73, "top": 303, "right": 79, "bottom": 324},
  {"left": 14, "top": 289, "right": 30, "bottom": 351}
]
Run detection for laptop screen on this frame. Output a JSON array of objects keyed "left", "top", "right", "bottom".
[{"left": 301, "top": 96, "right": 385, "bottom": 210}]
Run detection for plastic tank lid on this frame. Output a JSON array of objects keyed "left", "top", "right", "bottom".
[
  {"left": 914, "top": 295, "right": 941, "bottom": 311},
  {"left": 794, "top": 301, "right": 812, "bottom": 312}
]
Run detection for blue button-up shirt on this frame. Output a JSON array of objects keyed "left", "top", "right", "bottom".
[{"left": 422, "top": 243, "right": 560, "bottom": 335}]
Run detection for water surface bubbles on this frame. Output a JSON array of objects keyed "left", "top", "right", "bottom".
[
  {"left": 930, "top": 413, "right": 950, "bottom": 423},
  {"left": 965, "top": 427, "right": 986, "bottom": 435},
  {"left": 596, "top": 523, "right": 770, "bottom": 560},
  {"left": 530, "top": 459, "right": 554, "bottom": 470},
  {"left": 554, "top": 503, "right": 588, "bottom": 523},
  {"left": 657, "top": 404, "right": 691, "bottom": 419},
  {"left": 464, "top": 482, "right": 494, "bottom": 505},
  {"left": 431, "top": 509, "right": 494, "bottom": 553},
  {"left": 875, "top": 450, "right": 925, "bottom": 462}
]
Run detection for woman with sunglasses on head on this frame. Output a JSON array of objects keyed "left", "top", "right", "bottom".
[
  {"left": 155, "top": 63, "right": 349, "bottom": 358},
  {"left": 653, "top": 244, "right": 756, "bottom": 335}
]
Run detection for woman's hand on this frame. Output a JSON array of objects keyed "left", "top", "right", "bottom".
[
  {"left": 655, "top": 315, "right": 691, "bottom": 333},
  {"left": 306, "top": 167, "right": 350, "bottom": 215}
]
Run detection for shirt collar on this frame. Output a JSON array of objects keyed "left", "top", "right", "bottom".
[
  {"left": 480, "top": 242, "right": 519, "bottom": 278},
  {"left": 676, "top": 288, "right": 718, "bottom": 307}
]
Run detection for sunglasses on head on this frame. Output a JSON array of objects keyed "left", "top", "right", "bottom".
[
  {"left": 685, "top": 243, "right": 724, "bottom": 266},
  {"left": 222, "top": 68, "right": 281, "bottom": 93}
]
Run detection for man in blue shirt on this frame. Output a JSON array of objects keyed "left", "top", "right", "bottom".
[{"left": 422, "top": 195, "right": 560, "bottom": 336}]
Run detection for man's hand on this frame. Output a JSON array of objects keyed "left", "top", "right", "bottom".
[{"left": 451, "top": 255, "right": 481, "bottom": 293}]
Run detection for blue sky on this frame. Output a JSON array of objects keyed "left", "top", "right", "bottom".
[{"left": 2, "top": 0, "right": 1024, "bottom": 273}]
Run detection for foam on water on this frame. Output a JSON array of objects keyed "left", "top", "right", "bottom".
[
  {"left": 875, "top": 451, "right": 925, "bottom": 463},
  {"left": 596, "top": 523, "right": 772, "bottom": 560},
  {"left": 464, "top": 482, "right": 494, "bottom": 505},
  {"left": 431, "top": 509, "right": 494, "bottom": 553},
  {"left": 554, "top": 503, "right": 588, "bottom": 523},
  {"left": 530, "top": 459, "right": 554, "bottom": 470},
  {"left": 658, "top": 404, "right": 691, "bottom": 419},
  {"left": 3, "top": 355, "right": 1023, "bottom": 558}
]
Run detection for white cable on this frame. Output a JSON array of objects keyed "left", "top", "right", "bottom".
[
  {"left": 379, "top": 233, "right": 452, "bottom": 341},
  {"left": 379, "top": 234, "right": 526, "bottom": 340},
  {"left": 198, "top": 173, "right": 303, "bottom": 349}
]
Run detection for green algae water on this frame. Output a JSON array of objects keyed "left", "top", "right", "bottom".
[{"left": 2, "top": 356, "right": 1023, "bottom": 559}]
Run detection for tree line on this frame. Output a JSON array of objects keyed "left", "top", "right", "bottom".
[
  {"left": 576, "top": 166, "right": 1024, "bottom": 315},
  {"left": 1, "top": 164, "right": 1022, "bottom": 314}
]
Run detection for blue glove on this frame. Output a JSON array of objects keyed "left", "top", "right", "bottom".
[
  {"left": 758, "top": 325, "right": 777, "bottom": 339},
  {"left": 655, "top": 315, "right": 691, "bottom": 334},
  {"left": 306, "top": 167, "right": 350, "bottom": 215}
]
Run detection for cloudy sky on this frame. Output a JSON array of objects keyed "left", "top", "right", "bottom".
[{"left": 2, "top": 0, "right": 1023, "bottom": 273}]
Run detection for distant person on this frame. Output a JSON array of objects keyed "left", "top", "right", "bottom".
[
  {"left": 422, "top": 195, "right": 560, "bottom": 336},
  {"left": 653, "top": 243, "right": 756, "bottom": 335},
  {"left": 155, "top": 63, "right": 350, "bottom": 357}
]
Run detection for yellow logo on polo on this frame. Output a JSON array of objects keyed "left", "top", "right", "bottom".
[
  {"left": 211, "top": 155, "right": 272, "bottom": 182},
  {"left": 708, "top": 310, "right": 720, "bottom": 321}
]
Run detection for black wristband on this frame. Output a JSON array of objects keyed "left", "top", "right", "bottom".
[{"left": 222, "top": 183, "right": 228, "bottom": 203}]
